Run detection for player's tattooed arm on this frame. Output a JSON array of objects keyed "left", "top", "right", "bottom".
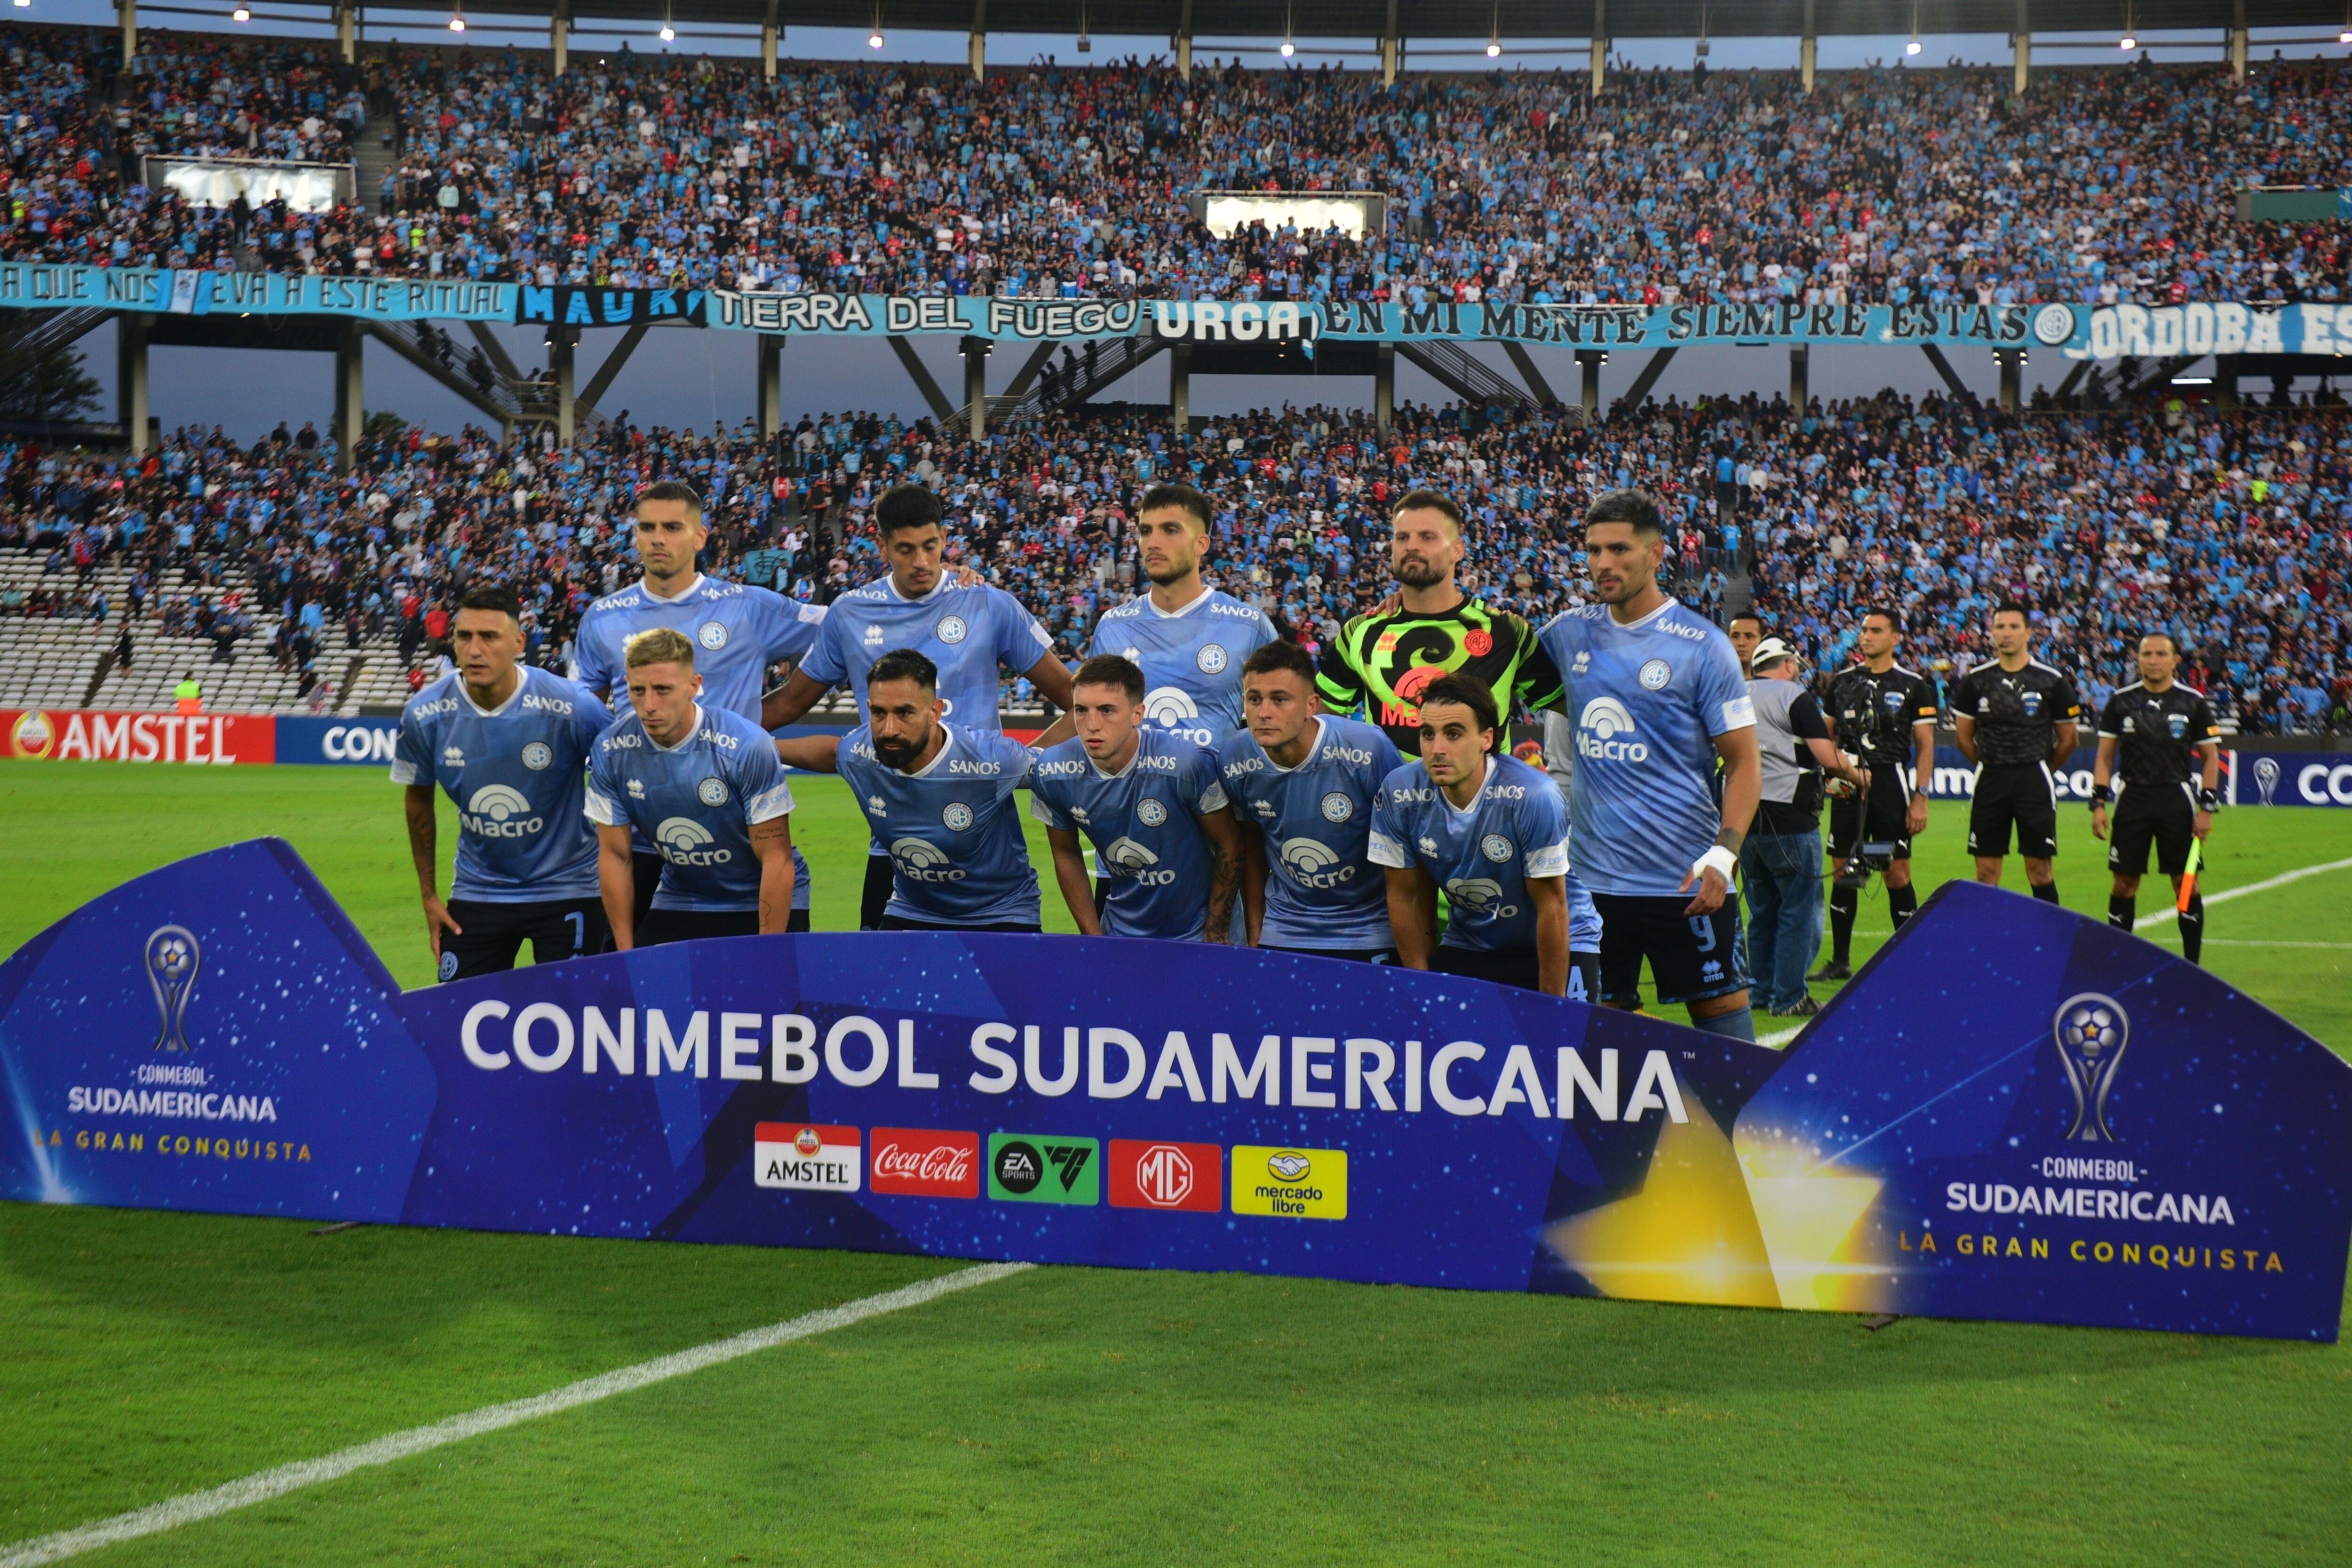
[
  {"left": 1197, "top": 806, "right": 1246, "bottom": 946},
  {"left": 405, "top": 784, "right": 462, "bottom": 960},
  {"left": 1044, "top": 826, "right": 1102, "bottom": 936},
  {"left": 750, "top": 817, "right": 797, "bottom": 935},
  {"left": 596, "top": 825, "right": 639, "bottom": 951}
]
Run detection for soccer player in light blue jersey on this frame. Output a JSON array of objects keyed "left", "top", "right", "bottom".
[
  {"left": 1030, "top": 655, "right": 1245, "bottom": 942},
  {"left": 1216, "top": 640, "right": 1405, "bottom": 963},
  {"left": 393, "top": 584, "right": 612, "bottom": 981},
  {"left": 574, "top": 479, "right": 826, "bottom": 927},
  {"left": 585, "top": 628, "right": 799, "bottom": 948},
  {"left": 1086, "top": 483, "right": 1278, "bottom": 748},
  {"left": 1537, "top": 489, "right": 1763, "bottom": 1039},
  {"left": 761, "top": 484, "right": 1075, "bottom": 929},
  {"left": 774, "top": 649, "right": 1042, "bottom": 933},
  {"left": 1367, "top": 675, "right": 1596, "bottom": 998}
]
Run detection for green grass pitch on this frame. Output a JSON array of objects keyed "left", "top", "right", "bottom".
[{"left": 3, "top": 759, "right": 2350, "bottom": 1565}]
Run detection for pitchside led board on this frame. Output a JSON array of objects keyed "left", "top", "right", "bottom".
[{"left": 1, "top": 841, "right": 2346, "bottom": 1342}]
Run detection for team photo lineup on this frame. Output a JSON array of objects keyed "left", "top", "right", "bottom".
[{"left": 399, "top": 466, "right": 2225, "bottom": 1039}]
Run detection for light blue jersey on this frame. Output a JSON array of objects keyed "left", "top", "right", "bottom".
[
  {"left": 389, "top": 667, "right": 610, "bottom": 902},
  {"left": 1030, "top": 726, "right": 1231, "bottom": 940},
  {"left": 584, "top": 704, "right": 800, "bottom": 914},
  {"left": 1537, "top": 597, "right": 1756, "bottom": 898},
  {"left": 574, "top": 574, "right": 826, "bottom": 724},
  {"left": 1368, "top": 754, "right": 1595, "bottom": 954},
  {"left": 836, "top": 723, "right": 1041, "bottom": 928},
  {"left": 1088, "top": 587, "right": 1279, "bottom": 746},
  {"left": 799, "top": 577, "right": 1054, "bottom": 731},
  {"left": 1215, "top": 716, "right": 1403, "bottom": 950}
]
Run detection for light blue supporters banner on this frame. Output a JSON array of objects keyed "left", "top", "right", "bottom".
[{"left": 0, "top": 263, "right": 513, "bottom": 321}]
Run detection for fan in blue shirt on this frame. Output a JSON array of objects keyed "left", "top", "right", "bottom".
[
  {"left": 775, "top": 649, "right": 1043, "bottom": 932},
  {"left": 1367, "top": 673, "right": 1598, "bottom": 999},
  {"left": 572, "top": 480, "right": 825, "bottom": 923},
  {"left": 391, "top": 584, "right": 612, "bottom": 981},
  {"left": 761, "top": 484, "right": 1075, "bottom": 929},
  {"left": 1085, "top": 482, "right": 1278, "bottom": 748},
  {"left": 1535, "top": 489, "right": 1762, "bottom": 1039},
  {"left": 1215, "top": 640, "right": 1405, "bottom": 961},
  {"left": 1030, "top": 655, "right": 1246, "bottom": 942},
  {"left": 584, "top": 627, "right": 799, "bottom": 948}
]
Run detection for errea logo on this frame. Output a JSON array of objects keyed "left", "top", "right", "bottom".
[
  {"left": 656, "top": 817, "right": 732, "bottom": 865},
  {"left": 1576, "top": 696, "right": 1649, "bottom": 763},
  {"left": 462, "top": 784, "right": 544, "bottom": 838}
]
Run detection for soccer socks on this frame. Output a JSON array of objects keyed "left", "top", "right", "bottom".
[
  {"left": 1829, "top": 885, "right": 1859, "bottom": 962},
  {"left": 2108, "top": 894, "right": 2135, "bottom": 932},
  {"left": 2179, "top": 894, "right": 2205, "bottom": 965},
  {"left": 2032, "top": 882, "right": 2060, "bottom": 905},
  {"left": 1888, "top": 883, "right": 1918, "bottom": 931},
  {"left": 1693, "top": 1007, "right": 1757, "bottom": 1042}
]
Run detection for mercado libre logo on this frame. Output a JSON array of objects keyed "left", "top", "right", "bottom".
[
  {"left": 988, "top": 1132, "right": 1099, "bottom": 1205},
  {"left": 1231, "top": 1145, "right": 1349, "bottom": 1220}
]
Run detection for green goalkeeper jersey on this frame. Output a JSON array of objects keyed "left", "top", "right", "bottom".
[{"left": 1314, "top": 596, "right": 1563, "bottom": 756}]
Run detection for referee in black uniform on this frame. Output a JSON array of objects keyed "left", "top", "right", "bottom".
[
  {"left": 1949, "top": 601, "right": 2080, "bottom": 904},
  {"left": 1815, "top": 605, "right": 1941, "bottom": 979},
  {"left": 2090, "top": 631, "right": 2221, "bottom": 963}
]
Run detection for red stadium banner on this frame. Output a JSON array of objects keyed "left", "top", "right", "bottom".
[{"left": 0, "top": 709, "right": 277, "bottom": 765}]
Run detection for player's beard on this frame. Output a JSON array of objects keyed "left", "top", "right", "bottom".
[
  {"left": 872, "top": 732, "right": 919, "bottom": 769},
  {"left": 1392, "top": 555, "right": 1447, "bottom": 590},
  {"left": 1144, "top": 554, "right": 1197, "bottom": 586}
]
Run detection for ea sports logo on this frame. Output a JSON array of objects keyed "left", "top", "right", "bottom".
[
  {"left": 1280, "top": 836, "right": 1356, "bottom": 890},
  {"left": 892, "top": 836, "right": 966, "bottom": 882},
  {"left": 1576, "top": 696, "right": 1648, "bottom": 763},
  {"left": 937, "top": 613, "right": 969, "bottom": 645},
  {"left": 1141, "top": 687, "right": 1200, "bottom": 728},
  {"left": 1444, "top": 876, "right": 1518, "bottom": 920},
  {"left": 656, "top": 816, "right": 731, "bottom": 865},
  {"left": 9, "top": 710, "right": 55, "bottom": 758},
  {"left": 697, "top": 621, "right": 728, "bottom": 651}
]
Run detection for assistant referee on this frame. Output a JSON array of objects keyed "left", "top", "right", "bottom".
[
  {"left": 1950, "top": 601, "right": 2080, "bottom": 904},
  {"left": 2090, "top": 631, "right": 2221, "bottom": 963}
]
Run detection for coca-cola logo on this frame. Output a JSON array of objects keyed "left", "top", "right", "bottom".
[{"left": 869, "top": 1127, "right": 981, "bottom": 1199}]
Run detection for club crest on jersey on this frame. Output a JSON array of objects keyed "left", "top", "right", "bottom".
[
  {"left": 1320, "top": 792, "right": 1353, "bottom": 823},
  {"left": 943, "top": 801, "right": 975, "bottom": 831},
  {"left": 1463, "top": 629, "right": 1493, "bottom": 657},
  {"left": 937, "top": 614, "right": 969, "bottom": 645},
  {"left": 2167, "top": 713, "right": 2188, "bottom": 739},
  {"left": 698, "top": 777, "right": 730, "bottom": 807},
  {"left": 1480, "top": 833, "right": 1515, "bottom": 863},
  {"left": 698, "top": 621, "right": 728, "bottom": 651},
  {"left": 438, "top": 951, "right": 459, "bottom": 981},
  {"left": 1136, "top": 797, "right": 1169, "bottom": 827},
  {"left": 2022, "top": 691, "right": 2043, "bottom": 717},
  {"left": 1197, "top": 644, "right": 1228, "bottom": 675},
  {"left": 521, "top": 741, "right": 553, "bottom": 771},
  {"left": 1639, "top": 658, "right": 1672, "bottom": 691}
]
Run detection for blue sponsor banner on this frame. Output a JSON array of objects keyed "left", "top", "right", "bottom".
[
  {"left": 274, "top": 716, "right": 401, "bottom": 767},
  {"left": 1922, "top": 748, "right": 2352, "bottom": 807},
  {"left": 2, "top": 842, "right": 2345, "bottom": 1339}
]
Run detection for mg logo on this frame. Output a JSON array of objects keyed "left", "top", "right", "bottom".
[
  {"left": 1133, "top": 1144, "right": 1194, "bottom": 1206},
  {"left": 1575, "top": 696, "right": 1648, "bottom": 763}
]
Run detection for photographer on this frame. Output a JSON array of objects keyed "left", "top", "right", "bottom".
[{"left": 1744, "top": 638, "right": 1864, "bottom": 1020}]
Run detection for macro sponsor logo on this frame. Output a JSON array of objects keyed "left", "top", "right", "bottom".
[
  {"left": 1109, "top": 1138, "right": 1223, "bottom": 1212},
  {"left": 1575, "top": 696, "right": 1648, "bottom": 763},
  {"left": 1101, "top": 836, "right": 1175, "bottom": 886},
  {"left": 1279, "top": 837, "right": 1357, "bottom": 889},
  {"left": 1141, "top": 687, "right": 1210, "bottom": 742},
  {"left": 987, "top": 1132, "right": 1099, "bottom": 1204},
  {"left": 655, "top": 816, "right": 732, "bottom": 865},
  {"left": 892, "top": 836, "right": 966, "bottom": 882},
  {"left": 1444, "top": 877, "right": 1518, "bottom": 921},
  {"left": 462, "top": 783, "right": 544, "bottom": 838},
  {"left": 869, "top": 1127, "right": 980, "bottom": 1198},
  {"left": 1231, "top": 1144, "right": 1347, "bottom": 1219},
  {"left": 752, "top": 1122, "right": 861, "bottom": 1193}
]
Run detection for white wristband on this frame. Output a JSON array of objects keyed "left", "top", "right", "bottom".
[{"left": 1692, "top": 845, "right": 1739, "bottom": 884}]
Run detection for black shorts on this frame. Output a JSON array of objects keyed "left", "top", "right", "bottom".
[
  {"left": 630, "top": 850, "right": 664, "bottom": 927},
  {"left": 1828, "top": 767, "right": 1914, "bottom": 860},
  {"left": 637, "top": 907, "right": 809, "bottom": 947},
  {"left": 439, "top": 896, "right": 608, "bottom": 981},
  {"left": 2109, "top": 788, "right": 2197, "bottom": 877},
  {"left": 1433, "top": 944, "right": 1603, "bottom": 1002},
  {"left": 1589, "top": 891, "right": 1747, "bottom": 1007},
  {"left": 1263, "top": 945, "right": 1399, "bottom": 965},
  {"left": 1969, "top": 764, "right": 2059, "bottom": 860},
  {"left": 877, "top": 915, "right": 1043, "bottom": 933},
  {"left": 861, "top": 850, "right": 895, "bottom": 932}
]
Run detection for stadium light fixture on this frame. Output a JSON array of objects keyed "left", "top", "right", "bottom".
[
  {"left": 1486, "top": 1, "right": 1501, "bottom": 56},
  {"left": 1906, "top": 0, "right": 1921, "bottom": 54},
  {"left": 659, "top": 2, "right": 674, "bottom": 42},
  {"left": 1280, "top": 0, "right": 1294, "bottom": 56},
  {"left": 231, "top": 4, "right": 249, "bottom": 17},
  {"left": 2120, "top": 1, "right": 2135, "bottom": 48},
  {"left": 1077, "top": 0, "right": 1089, "bottom": 52},
  {"left": 448, "top": 2, "right": 465, "bottom": 31},
  {"left": 869, "top": 1, "right": 884, "bottom": 48}
]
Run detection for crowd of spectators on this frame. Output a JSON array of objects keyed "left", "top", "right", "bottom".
[
  {"left": 2, "top": 385, "right": 2345, "bottom": 733},
  {"left": 4, "top": 21, "right": 2352, "bottom": 307}
]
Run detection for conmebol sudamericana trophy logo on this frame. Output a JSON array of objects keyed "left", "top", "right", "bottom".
[
  {"left": 2253, "top": 756, "right": 2281, "bottom": 806},
  {"left": 144, "top": 925, "right": 201, "bottom": 1053},
  {"left": 2052, "top": 993, "right": 2129, "bottom": 1142}
]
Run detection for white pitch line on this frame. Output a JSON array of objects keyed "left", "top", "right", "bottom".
[
  {"left": 0, "top": 1261, "right": 1032, "bottom": 1568},
  {"left": 2141, "top": 939, "right": 2352, "bottom": 949},
  {"left": 2134, "top": 856, "right": 2352, "bottom": 930}
]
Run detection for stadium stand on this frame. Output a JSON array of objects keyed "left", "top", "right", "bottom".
[
  {"left": 3, "top": 22, "right": 2350, "bottom": 306},
  {"left": 1, "top": 389, "right": 2345, "bottom": 731}
]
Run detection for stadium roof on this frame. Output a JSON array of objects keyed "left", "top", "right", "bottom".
[{"left": 339, "top": 0, "right": 2348, "bottom": 44}]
